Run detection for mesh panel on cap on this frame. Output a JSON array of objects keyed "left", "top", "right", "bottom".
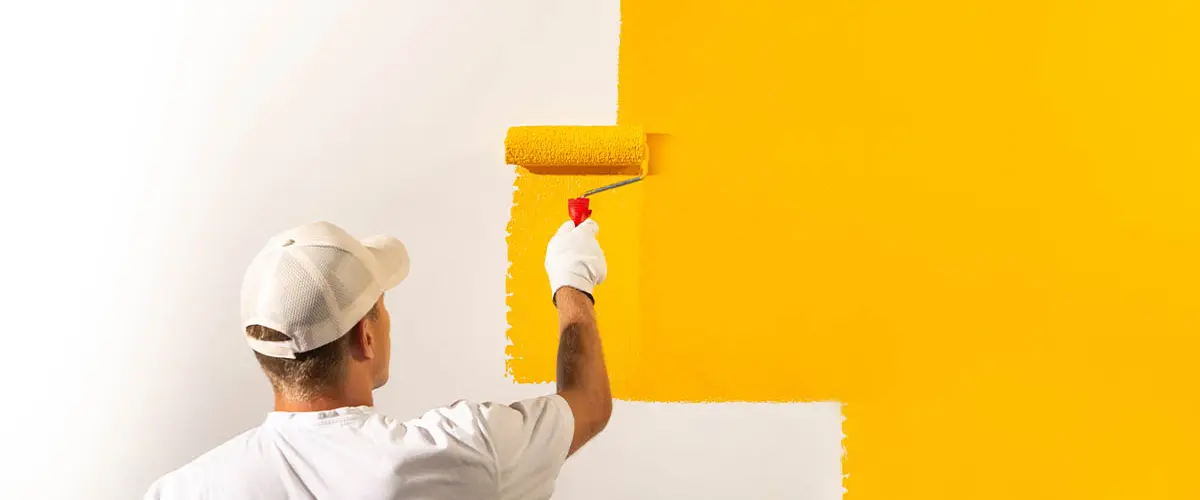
[
  {"left": 302, "top": 246, "right": 375, "bottom": 311},
  {"left": 271, "top": 251, "right": 338, "bottom": 345},
  {"left": 260, "top": 245, "right": 379, "bottom": 353}
]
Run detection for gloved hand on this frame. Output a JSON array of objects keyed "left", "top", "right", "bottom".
[{"left": 545, "top": 219, "right": 606, "bottom": 301}]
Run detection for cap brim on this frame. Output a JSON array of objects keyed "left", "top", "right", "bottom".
[{"left": 362, "top": 235, "right": 410, "bottom": 290}]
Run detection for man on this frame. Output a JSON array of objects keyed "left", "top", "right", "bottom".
[{"left": 146, "top": 219, "right": 610, "bottom": 499}]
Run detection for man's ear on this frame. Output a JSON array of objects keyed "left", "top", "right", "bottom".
[{"left": 349, "top": 320, "right": 376, "bottom": 361}]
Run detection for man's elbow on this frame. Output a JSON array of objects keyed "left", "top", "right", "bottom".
[
  {"left": 575, "top": 390, "right": 613, "bottom": 438},
  {"left": 595, "top": 395, "right": 613, "bottom": 433},
  {"left": 563, "top": 390, "right": 614, "bottom": 455}
]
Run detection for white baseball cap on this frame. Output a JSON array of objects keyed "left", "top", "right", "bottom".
[{"left": 240, "top": 221, "right": 410, "bottom": 359}]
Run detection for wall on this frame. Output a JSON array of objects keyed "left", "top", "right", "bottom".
[
  {"left": 0, "top": 2, "right": 841, "bottom": 499},
  {"left": 508, "top": 0, "right": 1200, "bottom": 499}
]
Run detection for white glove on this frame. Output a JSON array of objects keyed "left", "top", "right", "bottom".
[{"left": 545, "top": 219, "right": 606, "bottom": 299}]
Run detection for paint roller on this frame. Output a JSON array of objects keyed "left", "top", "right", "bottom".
[{"left": 504, "top": 125, "right": 647, "bottom": 226}]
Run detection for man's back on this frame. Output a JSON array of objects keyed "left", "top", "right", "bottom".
[
  {"left": 147, "top": 220, "right": 611, "bottom": 498},
  {"left": 146, "top": 397, "right": 574, "bottom": 500}
]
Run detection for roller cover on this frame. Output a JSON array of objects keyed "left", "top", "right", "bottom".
[{"left": 504, "top": 125, "right": 645, "bottom": 168}]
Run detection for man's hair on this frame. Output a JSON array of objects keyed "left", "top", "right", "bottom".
[{"left": 247, "top": 304, "right": 379, "bottom": 400}]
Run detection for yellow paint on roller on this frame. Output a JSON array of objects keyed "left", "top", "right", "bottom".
[
  {"left": 508, "top": 1, "right": 1200, "bottom": 498},
  {"left": 504, "top": 126, "right": 646, "bottom": 173}
]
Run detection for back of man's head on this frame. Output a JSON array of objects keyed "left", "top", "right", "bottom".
[
  {"left": 247, "top": 303, "right": 379, "bottom": 400},
  {"left": 239, "top": 221, "right": 408, "bottom": 405}
]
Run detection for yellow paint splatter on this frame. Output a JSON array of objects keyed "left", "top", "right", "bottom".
[{"left": 508, "top": 1, "right": 1200, "bottom": 498}]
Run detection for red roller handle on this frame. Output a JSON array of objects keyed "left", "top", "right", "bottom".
[{"left": 568, "top": 198, "right": 592, "bottom": 226}]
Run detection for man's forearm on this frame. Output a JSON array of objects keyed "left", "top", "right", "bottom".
[
  {"left": 554, "top": 287, "right": 612, "bottom": 454},
  {"left": 555, "top": 288, "right": 604, "bottom": 392}
]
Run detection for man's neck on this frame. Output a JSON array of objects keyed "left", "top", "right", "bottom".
[{"left": 273, "top": 391, "right": 373, "bottom": 412}]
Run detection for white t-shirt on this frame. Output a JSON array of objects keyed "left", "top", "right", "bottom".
[{"left": 145, "top": 396, "right": 575, "bottom": 500}]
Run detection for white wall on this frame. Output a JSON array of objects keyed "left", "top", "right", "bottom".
[{"left": 0, "top": 2, "right": 842, "bottom": 498}]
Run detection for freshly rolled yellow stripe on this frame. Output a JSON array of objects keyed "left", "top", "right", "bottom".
[{"left": 504, "top": 125, "right": 645, "bottom": 168}]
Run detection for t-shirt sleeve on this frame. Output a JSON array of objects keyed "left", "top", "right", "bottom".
[{"left": 477, "top": 394, "right": 576, "bottom": 500}]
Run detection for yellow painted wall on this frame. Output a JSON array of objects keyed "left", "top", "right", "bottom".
[{"left": 508, "top": 1, "right": 1200, "bottom": 498}]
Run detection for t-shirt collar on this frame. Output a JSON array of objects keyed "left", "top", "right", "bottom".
[{"left": 263, "top": 406, "right": 375, "bottom": 426}]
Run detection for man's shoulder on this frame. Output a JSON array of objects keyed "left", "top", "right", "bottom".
[
  {"left": 407, "top": 397, "right": 558, "bottom": 437},
  {"left": 415, "top": 396, "right": 568, "bottom": 426},
  {"left": 409, "top": 396, "right": 573, "bottom": 454},
  {"left": 144, "top": 427, "right": 263, "bottom": 499}
]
